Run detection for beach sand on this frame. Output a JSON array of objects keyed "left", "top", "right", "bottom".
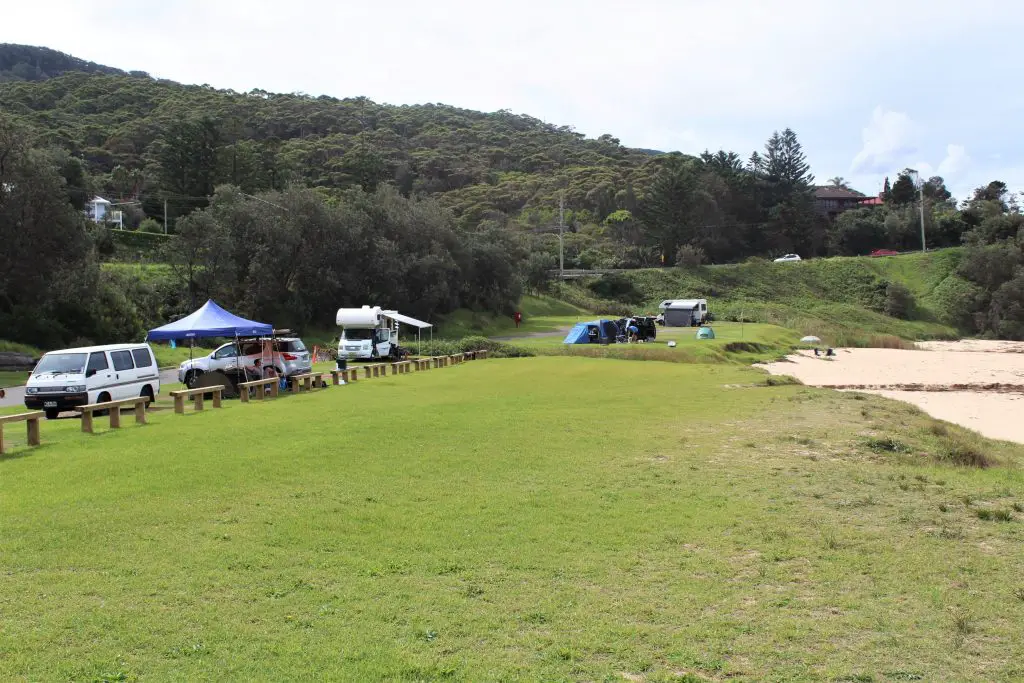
[{"left": 757, "top": 342, "right": 1024, "bottom": 444}]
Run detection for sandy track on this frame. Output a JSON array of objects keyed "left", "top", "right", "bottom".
[{"left": 757, "top": 343, "right": 1024, "bottom": 444}]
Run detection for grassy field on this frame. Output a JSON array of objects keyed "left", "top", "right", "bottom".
[
  {"left": 1, "top": 357, "right": 1022, "bottom": 680},
  {"left": 433, "top": 294, "right": 589, "bottom": 339}
]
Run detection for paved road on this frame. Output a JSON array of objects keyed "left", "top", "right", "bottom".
[{"left": 0, "top": 368, "right": 180, "bottom": 409}]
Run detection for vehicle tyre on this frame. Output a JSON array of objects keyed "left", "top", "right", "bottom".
[
  {"left": 96, "top": 392, "right": 111, "bottom": 417},
  {"left": 140, "top": 385, "right": 154, "bottom": 405},
  {"left": 184, "top": 371, "right": 201, "bottom": 389},
  {"left": 44, "top": 408, "right": 60, "bottom": 420}
]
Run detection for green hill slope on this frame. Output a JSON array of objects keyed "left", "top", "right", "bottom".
[{"left": 556, "top": 249, "right": 965, "bottom": 345}]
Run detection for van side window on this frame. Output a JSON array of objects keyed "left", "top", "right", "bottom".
[
  {"left": 87, "top": 352, "right": 109, "bottom": 372},
  {"left": 131, "top": 348, "right": 154, "bottom": 368},
  {"left": 111, "top": 350, "right": 135, "bottom": 372}
]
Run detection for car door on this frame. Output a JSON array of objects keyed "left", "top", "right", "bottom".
[
  {"left": 210, "top": 343, "right": 239, "bottom": 373},
  {"left": 108, "top": 349, "right": 137, "bottom": 399},
  {"left": 85, "top": 351, "right": 113, "bottom": 401}
]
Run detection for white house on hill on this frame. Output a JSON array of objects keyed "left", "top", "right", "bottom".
[{"left": 85, "top": 196, "right": 123, "bottom": 228}]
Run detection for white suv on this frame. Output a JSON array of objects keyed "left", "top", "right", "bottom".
[
  {"left": 178, "top": 338, "right": 312, "bottom": 387},
  {"left": 773, "top": 254, "right": 802, "bottom": 263}
]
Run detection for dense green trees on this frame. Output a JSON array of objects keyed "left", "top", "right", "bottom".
[{"left": 1, "top": 44, "right": 1022, "bottom": 342}]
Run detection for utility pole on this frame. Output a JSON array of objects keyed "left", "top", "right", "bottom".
[
  {"left": 558, "top": 192, "right": 565, "bottom": 279},
  {"left": 163, "top": 199, "right": 168, "bottom": 235}
]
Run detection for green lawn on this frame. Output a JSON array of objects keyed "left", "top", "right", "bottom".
[
  {"left": 434, "top": 294, "right": 589, "bottom": 339},
  {"left": 0, "top": 370, "right": 30, "bottom": 389},
  {"left": 1, "top": 357, "right": 1022, "bottom": 680}
]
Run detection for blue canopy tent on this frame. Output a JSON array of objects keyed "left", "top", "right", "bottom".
[
  {"left": 563, "top": 319, "right": 620, "bottom": 345},
  {"left": 146, "top": 300, "right": 275, "bottom": 396},
  {"left": 146, "top": 300, "right": 272, "bottom": 341}
]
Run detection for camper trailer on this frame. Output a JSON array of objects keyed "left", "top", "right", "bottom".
[
  {"left": 659, "top": 299, "right": 709, "bottom": 327},
  {"left": 336, "top": 306, "right": 433, "bottom": 361}
]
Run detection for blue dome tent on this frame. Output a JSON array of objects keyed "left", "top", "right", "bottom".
[{"left": 563, "top": 320, "right": 620, "bottom": 345}]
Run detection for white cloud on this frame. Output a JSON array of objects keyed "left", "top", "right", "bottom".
[
  {"left": 937, "top": 144, "right": 970, "bottom": 176},
  {"left": 851, "top": 107, "right": 919, "bottom": 173}
]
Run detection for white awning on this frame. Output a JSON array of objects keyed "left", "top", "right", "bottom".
[{"left": 384, "top": 311, "right": 433, "bottom": 329}]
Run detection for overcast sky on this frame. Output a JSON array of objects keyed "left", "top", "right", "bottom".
[{"left": 4, "top": 0, "right": 1022, "bottom": 201}]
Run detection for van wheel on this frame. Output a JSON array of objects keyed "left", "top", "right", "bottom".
[
  {"left": 96, "top": 392, "right": 111, "bottom": 417},
  {"left": 184, "top": 371, "right": 201, "bottom": 389},
  {"left": 44, "top": 409, "right": 60, "bottom": 420},
  {"left": 140, "top": 385, "right": 154, "bottom": 406}
]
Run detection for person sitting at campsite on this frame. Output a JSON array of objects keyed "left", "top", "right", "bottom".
[
  {"left": 588, "top": 327, "right": 598, "bottom": 342},
  {"left": 247, "top": 357, "right": 264, "bottom": 382}
]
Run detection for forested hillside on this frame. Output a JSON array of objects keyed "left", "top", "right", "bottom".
[
  {"left": 1, "top": 44, "right": 1022, "bottom": 346},
  {"left": 0, "top": 44, "right": 139, "bottom": 82}
]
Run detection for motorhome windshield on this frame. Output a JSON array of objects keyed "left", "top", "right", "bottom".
[
  {"left": 343, "top": 328, "right": 375, "bottom": 341},
  {"left": 33, "top": 352, "right": 87, "bottom": 376}
]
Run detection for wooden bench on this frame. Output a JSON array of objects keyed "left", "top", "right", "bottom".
[
  {"left": 289, "top": 372, "right": 327, "bottom": 393},
  {"left": 476, "top": 349, "right": 489, "bottom": 360},
  {"left": 331, "top": 368, "right": 359, "bottom": 385},
  {"left": 0, "top": 411, "right": 43, "bottom": 454},
  {"left": 238, "top": 377, "right": 280, "bottom": 402},
  {"left": 76, "top": 397, "right": 150, "bottom": 434},
  {"left": 363, "top": 364, "right": 388, "bottom": 378},
  {"left": 170, "top": 385, "right": 224, "bottom": 414},
  {"left": 391, "top": 361, "right": 413, "bottom": 375}
]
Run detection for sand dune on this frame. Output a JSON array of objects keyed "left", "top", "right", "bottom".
[{"left": 757, "top": 342, "right": 1024, "bottom": 444}]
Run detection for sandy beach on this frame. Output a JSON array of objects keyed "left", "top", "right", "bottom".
[{"left": 758, "top": 342, "right": 1024, "bottom": 444}]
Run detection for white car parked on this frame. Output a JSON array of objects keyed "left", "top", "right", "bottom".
[
  {"left": 178, "top": 338, "right": 311, "bottom": 387},
  {"left": 773, "top": 254, "right": 802, "bottom": 263},
  {"left": 24, "top": 343, "right": 160, "bottom": 419}
]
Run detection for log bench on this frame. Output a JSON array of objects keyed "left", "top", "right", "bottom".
[
  {"left": 75, "top": 397, "right": 150, "bottom": 434},
  {"left": 238, "top": 376, "right": 280, "bottom": 402},
  {"left": 170, "top": 385, "right": 224, "bottom": 414},
  {"left": 289, "top": 372, "right": 327, "bottom": 393},
  {"left": 0, "top": 411, "right": 43, "bottom": 454}
]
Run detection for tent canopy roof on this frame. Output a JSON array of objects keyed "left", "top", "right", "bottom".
[
  {"left": 384, "top": 311, "right": 432, "bottom": 329},
  {"left": 146, "top": 300, "right": 273, "bottom": 341}
]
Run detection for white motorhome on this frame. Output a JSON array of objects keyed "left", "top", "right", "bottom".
[
  {"left": 659, "top": 299, "right": 709, "bottom": 327},
  {"left": 336, "top": 306, "right": 398, "bottom": 361},
  {"left": 336, "top": 306, "right": 433, "bottom": 361},
  {"left": 24, "top": 343, "right": 161, "bottom": 419}
]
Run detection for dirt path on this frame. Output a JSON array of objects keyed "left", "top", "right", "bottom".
[{"left": 757, "top": 343, "right": 1024, "bottom": 444}]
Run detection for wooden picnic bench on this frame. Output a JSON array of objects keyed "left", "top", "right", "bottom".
[
  {"left": 289, "top": 372, "right": 327, "bottom": 393},
  {"left": 0, "top": 411, "right": 43, "bottom": 454},
  {"left": 170, "top": 385, "right": 224, "bottom": 414},
  {"left": 238, "top": 376, "right": 280, "bottom": 402},
  {"left": 75, "top": 396, "right": 150, "bottom": 434}
]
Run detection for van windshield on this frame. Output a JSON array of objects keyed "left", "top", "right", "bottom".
[
  {"left": 33, "top": 352, "right": 87, "bottom": 376},
  {"left": 343, "top": 328, "right": 375, "bottom": 341}
]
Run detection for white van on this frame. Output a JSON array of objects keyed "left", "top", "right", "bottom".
[{"left": 24, "top": 343, "right": 161, "bottom": 419}]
